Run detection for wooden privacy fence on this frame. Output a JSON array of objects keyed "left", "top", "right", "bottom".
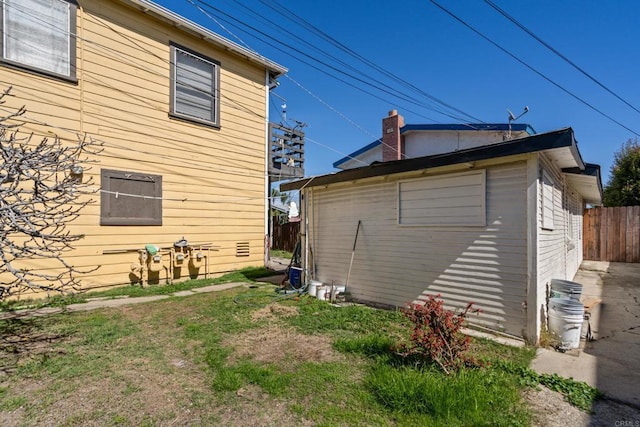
[
  {"left": 272, "top": 221, "right": 299, "bottom": 252},
  {"left": 583, "top": 206, "right": 640, "bottom": 262}
]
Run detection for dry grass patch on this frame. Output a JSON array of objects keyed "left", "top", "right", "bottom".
[
  {"left": 231, "top": 302, "right": 345, "bottom": 366},
  {"left": 250, "top": 303, "right": 299, "bottom": 322},
  {"left": 225, "top": 324, "right": 344, "bottom": 366}
]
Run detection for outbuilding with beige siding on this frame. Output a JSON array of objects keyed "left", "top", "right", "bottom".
[{"left": 282, "top": 127, "right": 602, "bottom": 343}]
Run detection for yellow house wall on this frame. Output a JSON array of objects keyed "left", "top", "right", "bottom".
[{"left": 0, "top": 0, "right": 271, "bottom": 294}]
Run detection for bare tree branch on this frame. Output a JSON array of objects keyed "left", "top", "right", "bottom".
[{"left": 0, "top": 87, "right": 103, "bottom": 300}]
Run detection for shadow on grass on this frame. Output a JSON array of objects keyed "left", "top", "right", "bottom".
[{"left": 0, "top": 317, "right": 70, "bottom": 374}]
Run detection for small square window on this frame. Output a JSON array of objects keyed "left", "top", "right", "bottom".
[
  {"left": 0, "top": 0, "right": 77, "bottom": 80},
  {"left": 170, "top": 43, "right": 220, "bottom": 126},
  {"left": 101, "top": 169, "right": 162, "bottom": 226}
]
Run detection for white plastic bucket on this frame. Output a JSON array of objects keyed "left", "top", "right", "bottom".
[
  {"left": 332, "top": 285, "right": 346, "bottom": 300},
  {"left": 548, "top": 298, "right": 585, "bottom": 349},
  {"left": 316, "top": 286, "right": 328, "bottom": 301},
  {"left": 550, "top": 279, "right": 583, "bottom": 300},
  {"left": 308, "top": 280, "right": 322, "bottom": 298}
]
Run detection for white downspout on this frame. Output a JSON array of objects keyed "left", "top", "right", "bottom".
[
  {"left": 304, "top": 186, "right": 310, "bottom": 285},
  {"left": 264, "top": 69, "right": 270, "bottom": 266},
  {"left": 526, "top": 154, "right": 540, "bottom": 344}
]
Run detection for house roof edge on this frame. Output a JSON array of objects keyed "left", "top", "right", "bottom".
[
  {"left": 283, "top": 127, "right": 589, "bottom": 191},
  {"left": 119, "top": 0, "right": 287, "bottom": 77}
]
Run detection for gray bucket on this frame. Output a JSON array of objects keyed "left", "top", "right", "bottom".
[
  {"left": 550, "top": 279, "right": 583, "bottom": 301},
  {"left": 548, "top": 297, "right": 585, "bottom": 349}
]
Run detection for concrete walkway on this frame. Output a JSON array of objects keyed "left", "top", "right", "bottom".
[
  {"left": 531, "top": 261, "right": 640, "bottom": 408},
  {"left": 0, "top": 257, "right": 292, "bottom": 321},
  {"left": 0, "top": 282, "right": 248, "bottom": 321}
]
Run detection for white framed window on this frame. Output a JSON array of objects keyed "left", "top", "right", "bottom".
[
  {"left": 170, "top": 43, "right": 220, "bottom": 127},
  {"left": 542, "top": 171, "right": 554, "bottom": 230},
  {"left": 1, "top": 0, "right": 76, "bottom": 80},
  {"left": 398, "top": 170, "right": 486, "bottom": 226}
]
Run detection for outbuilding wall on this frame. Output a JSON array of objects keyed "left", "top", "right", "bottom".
[
  {"left": 306, "top": 158, "right": 530, "bottom": 337},
  {"left": 537, "top": 154, "right": 585, "bottom": 300}
]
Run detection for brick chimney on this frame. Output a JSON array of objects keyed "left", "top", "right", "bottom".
[{"left": 381, "top": 110, "right": 404, "bottom": 162}]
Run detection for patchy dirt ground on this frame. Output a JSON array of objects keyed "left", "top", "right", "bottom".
[
  {"left": 525, "top": 386, "right": 640, "bottom": 427},
  {"left": 222, "top": 304, "right": 343, "bottom": 367},
  {"left": 3, "top": 294, "right": 638, "bottom": 426},
  {"left": 0, "top": 297, "right": 343, "bottom": 426}
]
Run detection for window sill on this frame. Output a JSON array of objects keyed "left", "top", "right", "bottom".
[
  {"left": 100, "top": 219, "right": 162, "bottom": 226},
  {"left": 169, "top": 112, "right": 220, "bottom": 129},
  {"left": 0, "top": 60, "right": 77, "bottom": 85}
]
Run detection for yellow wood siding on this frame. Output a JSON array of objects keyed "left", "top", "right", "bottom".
[{"left": 0, "top": 0, "right": 272, "bottom": 294}]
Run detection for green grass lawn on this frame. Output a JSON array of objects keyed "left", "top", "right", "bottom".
[
  {"left": 0, "top": 280, "right": 598, "bottom": 426},
  {"left": 270, "top": 249, "right": 293, "bottom": 259},
  {"left": 0, "top": 266, "right": 276, "bottom": 312}
]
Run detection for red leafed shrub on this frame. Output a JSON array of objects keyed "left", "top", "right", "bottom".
[{"left": 395, "top": 294, "right": 480, "bottom": 374}]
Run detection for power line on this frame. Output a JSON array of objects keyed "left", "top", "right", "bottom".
[
  {"left": 0, "top": 3, "right": 284, "bottom": 182},
  {"left": 84, "top": 5, "right": 404, "bottom": 167},
  {"left": 182, "top": 1, "right": 413, "bottom": 159},
  {"left": 284, "top": 74, "right": 395, "bottom": 162},
  {"left": 3, "top": 0, "right": 463, "bottom": 173},
  {"left": 429, "top": 0, "right": 640, "bottom": 137},
  {"left": 5, "top": 0, "right": 400, "bottom": 185},
  {"left": 215, "top": 0, "right": 461, "bottom": 122},
  {"left": 482, "top": 0, "right": 640, "bottom": 116},
  {"left": 254, "top": 0, "right": 484, "bottom": 124},
  {"left": 190, "top": 0, "right": 480, "bottom": 124}
]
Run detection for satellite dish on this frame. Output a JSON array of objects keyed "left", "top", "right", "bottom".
[
  {"left": 505, "top": 106, "right": 530, "bottom": 140},
  {"left": 507, "top": 106, "right": 530, "bottom": 122}
]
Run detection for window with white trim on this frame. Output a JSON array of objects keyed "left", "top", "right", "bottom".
[
  {"left": 542, "top": 171, "right": 554, "bottom": 230},
  {"left": 170, "top": 43, "right": 220, "bottom": 126},
  {"left": 398, "top": 170, "right": 486, "bottom": 226},
  {"left": 1, "top": 0, "right": 76, "bottom": 79}
]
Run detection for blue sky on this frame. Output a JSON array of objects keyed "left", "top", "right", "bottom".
[{"left": 156, "top": 0, "right": 640, "bottom": 184}]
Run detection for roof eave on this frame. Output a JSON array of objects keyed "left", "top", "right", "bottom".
[
  {"left": 400, "top": 123, "right": 535, "bottom": 134},
  {"left": 333, "top": 139, "right": 381, "bottom": 168},
  {"left": 562, "top": 163, "right": 603, "bottom": 205},
  {"left": 283, "top": 128, "right": 588, "bottom": 191},
  {"left": 118, "top": 0, "right": 287, "bottom": 77}
]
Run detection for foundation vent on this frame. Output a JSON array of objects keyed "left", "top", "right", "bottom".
[{"left": 236, "top": 242, "right": 250, "bottom": 257}]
